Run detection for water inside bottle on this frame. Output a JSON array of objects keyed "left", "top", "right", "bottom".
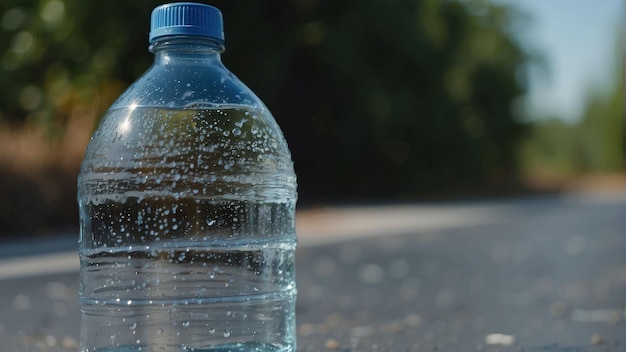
[
  {"left": 80, "top": 237, "right": 295, "bottom": 352},
  {"left": 78, "top": 106, "right": 297, "bottom": 351}
]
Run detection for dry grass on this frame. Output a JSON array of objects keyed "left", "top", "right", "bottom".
[
  {"left": 0, "top": 111, "right": 96, "bottom": 236},
  {"left": 520, "top": 170, "right": 626, "bottom": 195}
]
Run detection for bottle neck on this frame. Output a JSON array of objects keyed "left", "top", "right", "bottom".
[{"left": 149, "top": 36, "right": 225, "bottom": 64}]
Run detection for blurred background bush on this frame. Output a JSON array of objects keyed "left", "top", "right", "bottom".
[{"left": 0, "top": 0, "right": 622, "bottom": 236}]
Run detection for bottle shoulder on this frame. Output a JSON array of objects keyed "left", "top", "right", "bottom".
[{"left": 111, "top": 62, "right": 264, "bottom": 111}]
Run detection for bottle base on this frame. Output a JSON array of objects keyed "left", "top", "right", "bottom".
[{"left": 89, "top": 341, "right": 291, "bottom": 352}]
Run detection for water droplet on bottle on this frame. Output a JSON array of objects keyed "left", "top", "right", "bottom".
[
  {"left": 209, "top": 328, "right": 216, "bottom": 334},
  {"left": 223, "top": 330, "right": 231, "bottom": 338},
  {"left": 232, "top": 127, "right": 241, "bottom": 136},
  {"left": 182, "top": 321, "right": 190, "bottom": 327},
  {"left": 129, "top": 322, "right": 137, "bottom": 329},
  {"left": 209, "top": 272, "right": 215, "bottom": 279},
  {"left": 206, "top": 219, "right": 215, "bottom": 226}
]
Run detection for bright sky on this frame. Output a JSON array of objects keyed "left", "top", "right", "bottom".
[{"left": 502, "top": 0, "right": 623, "bottom": 122}]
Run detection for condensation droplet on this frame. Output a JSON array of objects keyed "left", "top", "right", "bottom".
[{"left": 223, "top": 330, "right": 231, "bottom": 338}]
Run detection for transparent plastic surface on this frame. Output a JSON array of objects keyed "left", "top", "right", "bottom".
[{"left": 78, "top": 39, "right": 297, "bottom": 352}]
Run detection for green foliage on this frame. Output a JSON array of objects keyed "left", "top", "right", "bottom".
[
  {"left": 0, "top": 0, "right": 160, "bottom": 129},
  {"left": 0, "top": 0, "right": 531, "bottom": 199},
  {"left": 577, "top": 74, "right": 624, "bottom": 172},
  {"left": 519, "top": 118, "right": 582, "bottom": 176},
  {"left": 217, "top": 0, "right": 530, "bottom": 198},
  {"left": 519, "top": 29, "right": 623, "bottom": 178}
]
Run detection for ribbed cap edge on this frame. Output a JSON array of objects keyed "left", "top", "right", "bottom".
[{"left": 149, "top": 2, "right": 224, "bottom": 43}]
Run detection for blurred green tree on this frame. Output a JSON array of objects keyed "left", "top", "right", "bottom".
[
  {"left": 0, "top": 0, "right": 160, "bottom": 131},
  {"left": 519, "top": 28, "right": 623, "bottom": 180},
  {"left": 217, "top": 0, "right": 531, "bottom": 199},
  {"left": 576, "top": 61, "right": 623, "bottom": 173}
]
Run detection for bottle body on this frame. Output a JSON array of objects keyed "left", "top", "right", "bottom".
[{"left": 78, "top": 39, "right": 297, "bottom": 352}]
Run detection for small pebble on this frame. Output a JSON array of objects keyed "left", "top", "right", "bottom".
[
  {"left": 61, "top": 336, "right": 79, "bottom": 350},
  {"left": 45, "top": 335, "right": 56, "bottom": 347},
  {"left": 325, "top": 338, "right": 340, "bottom": 350},
  {"left": 405, "top": 314, "right": 422, "bottom": 327},
  {"left": 590, "top": 333, "right": 604, "bottom": 345},
  {"left": 485, "top": 333, "right": 515, "bottom": 346},
  {"left": 550, "top": 301, "right": 566, "bottom": 318},
  {"left": 298, "top": 323, "right": 315, "bottom": 336}
]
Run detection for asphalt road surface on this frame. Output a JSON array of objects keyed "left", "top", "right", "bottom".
[{"left": 0, "top": 193, "right": 624, "bottom": 351}]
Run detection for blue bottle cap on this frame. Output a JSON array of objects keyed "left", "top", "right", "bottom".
[{"left": 149, "top": 2, "right": 224, "bottom": 43}]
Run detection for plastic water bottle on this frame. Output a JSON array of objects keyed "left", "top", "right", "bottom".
[{"left": 77, "top": 3, "right": 297, "bottom": 351}]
